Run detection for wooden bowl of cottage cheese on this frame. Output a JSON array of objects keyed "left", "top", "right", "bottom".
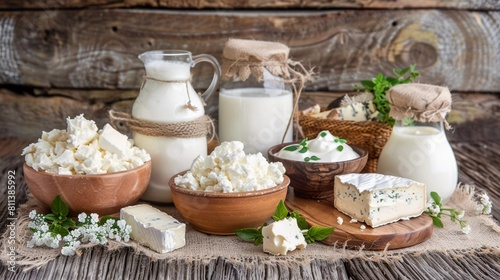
[
  {"left": 21, "top": 114, "right": 152, "bottom": 216},
  {"left": 169, "top": 171, "right": 289, "bottom": 235},
  {"left": 168, "top": 141, "right": 289, "bottom": 235},
  {"left": 23, "top": 161, "right": 151, "bottom": 216},
  {"left": 268, "top": 130, "right": 368, "bottom": 199}
]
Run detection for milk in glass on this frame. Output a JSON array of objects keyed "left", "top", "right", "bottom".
[
  {"left": 377, "top": 123, "right": 458, "bottom": 202},
  {"left": 219, "top": 88, "right": 293, "bottom": 155}
]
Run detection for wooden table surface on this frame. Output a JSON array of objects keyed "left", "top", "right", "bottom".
[{"left": 0, "top": 137, "right": 498, "bottom": 279}]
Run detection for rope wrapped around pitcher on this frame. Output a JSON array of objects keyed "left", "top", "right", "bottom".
[{"left": 108, "top": 110, "right": 215, "bottom": 140}]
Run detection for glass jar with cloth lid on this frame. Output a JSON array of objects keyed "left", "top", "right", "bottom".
[
  {"left": 218, "top": 39, "right": 313, "bottom": 156},
  {"left": 377, "top": 83, "right": 458, "bottom": 202}
]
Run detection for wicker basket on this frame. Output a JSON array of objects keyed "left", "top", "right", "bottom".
[{"left": 299, "top": 115, "right": 393, "bottom": 173}]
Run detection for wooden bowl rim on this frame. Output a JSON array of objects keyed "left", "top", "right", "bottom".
[
  {"left": 267, "top": 141, "right": 368, "bottom": 164},
  {"left": 23, "top": 160, "right": 151, "bottom": 178},
  {"left": 169, "top": 172, "right": 290, "bottom": 198}
]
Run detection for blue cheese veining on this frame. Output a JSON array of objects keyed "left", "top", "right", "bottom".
[
  {"left": 120, "top": 204, "right": 185, "bottom": 253},
  {"left": 334, "top": 173, "right": 426, "bottom": 228}
]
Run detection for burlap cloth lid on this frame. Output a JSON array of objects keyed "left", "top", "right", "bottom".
[
  {"left": 387, "top": 83, "right": 452, "bottom": 127},
  {"left": 221, "top": 39, "right": 292, "bottom": 81}
]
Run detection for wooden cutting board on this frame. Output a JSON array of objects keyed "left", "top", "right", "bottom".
[{"left": 285, "top": 188, "right": 433, "bottom": 250}]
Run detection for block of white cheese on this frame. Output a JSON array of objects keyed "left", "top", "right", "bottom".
[
  {"left": 262, "top": 218, "right": 307, "bottom": 255},
  {"left": 120, "top": 204, "right": 186, "bottom": 253},
  {"left": 334, "top": 173, "right": 426, "bottom": 228},
  {"left": 99, "top": 124, "right": 130, "bottom": 157}
]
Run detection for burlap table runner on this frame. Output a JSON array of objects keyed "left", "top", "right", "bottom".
[{"left": 1, "top": 184, "right": 499, "bottom": 272}]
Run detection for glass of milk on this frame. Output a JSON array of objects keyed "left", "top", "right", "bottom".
[
  {"left": 219, "top": 69, "right": 294, "bottom": 156},
  {"left": 377, "top": 120, "right": 458, "bottom": 203}
]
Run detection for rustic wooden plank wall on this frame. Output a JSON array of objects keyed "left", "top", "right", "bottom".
[{"left": 0, "top": 0, "right": 499, "bottom": 141}]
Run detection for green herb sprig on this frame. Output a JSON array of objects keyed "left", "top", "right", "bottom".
[
  {"left": 355, "top": 65, "right": 420, "bottom": 126},
  {"left": 425, "top": 191, "right": 470, "bottom": 234},
  {"left": 235, "top": 200, "right": 334, "bottom": 245}
]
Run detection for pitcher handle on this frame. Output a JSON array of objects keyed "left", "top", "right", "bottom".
[{"left": 192, "top": 54, "right": 222, "bottom": 102}]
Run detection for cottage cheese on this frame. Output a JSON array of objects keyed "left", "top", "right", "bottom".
[
  {"left": 275, "top": 130, "right": 359, "bottom": 163},
  {"left": 22, "top": 114, "right": 150, "bottom": 175},
  {"left": 174, "top": 141, "right": 285, "bottom": 192}
]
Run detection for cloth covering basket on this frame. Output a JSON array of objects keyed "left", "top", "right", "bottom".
[{"left": 299, "top": 115, "right": 393, "bottom": 173}]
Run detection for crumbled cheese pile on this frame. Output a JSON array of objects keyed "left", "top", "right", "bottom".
[
  {"left": 174, "top": 141, "right": 285, "bottom": 192},
  {"left": 22, "top": 114, "right": 151, "bottom": 175}
]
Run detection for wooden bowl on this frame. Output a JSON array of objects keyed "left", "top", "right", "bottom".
[
  {"left": 268, "top": 143, "right": 368, "bottom": 199},
  {"left": 23, "top": 161, "right": 151, "bottom": 216},
  {"left": 168, "top": 172, "right": 289, "bottom": 235}
]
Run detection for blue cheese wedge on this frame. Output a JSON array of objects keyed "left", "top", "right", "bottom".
[
  {"left": 262, "top": 218, "right": 307, "bottom": 255},
  {"left": 334, "top": 173, "right": 426, "bottom": 228},
  {"left": 120, "top": 204, "right": 186, "bottom": 253}
]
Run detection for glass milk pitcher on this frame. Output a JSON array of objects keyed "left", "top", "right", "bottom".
[
  {"left": 132, "top": 50, "right": 221, "bottom": 203},
  {"left": 377, "top": 120, "right": 458, "bottom": 202}
]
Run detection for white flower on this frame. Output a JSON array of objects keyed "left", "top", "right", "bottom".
[
  {"left": 461, "top": 224, "right": 471, "bottom": 234},
  {"left": 78, "top": 213, "right": 87, "bottom": 223},
  {"left": 29, "top": 210, "right": 37, "bottom": 219},
  {"left": 90, "top": 213, "right": 99, "bottom": 224},
  {"left": 426, "top": 201, "right": 440, "bottom": 216},
  {"left": 457, "top": 210, "right": 465, "bottom": 219}
]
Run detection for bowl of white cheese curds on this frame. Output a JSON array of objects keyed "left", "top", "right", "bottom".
[
  {"left": 169, "top": 141, "right": 289, "bottom": 235},
  {"left": 268, "top": 130, "right": 368, "bottom": 199},
  {"left": 21, "top": 114, "right": 152, "bottom": 216}
]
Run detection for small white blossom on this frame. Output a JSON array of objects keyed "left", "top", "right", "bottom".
[
  {"left": 78, "top": 213, "right": 87, "bottom": 223},
  {"left": 461, "top": 224, "right": 471, "bottom": 234},
  {"left": 475, "top": 193, "right": 492, "bottom": 215},
  {"left": 90, "top": 213, "right": 99, "bottom": 224},
  {"left": 457, "top": 210, "right": 465, "bottom": 219},
  {"left": 29, "top": 210, "right": 37, "bottom": 219}
]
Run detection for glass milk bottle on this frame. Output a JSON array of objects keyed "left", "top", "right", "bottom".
[
  {"left": 377, "top": 83, "right": 458, "bottom": 202},
  {"left": 219, "top": 39, "right": 296, "bottom": 156},
  {"left": 133, "top": 50, "right": 221, "bottom": 203}
]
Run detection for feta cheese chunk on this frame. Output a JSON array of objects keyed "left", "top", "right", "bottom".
[
  {"left": 262, "top": 218, "right": 307, "bottom": 256},
  {"left": 334, "top": 173, "right": 426, "bottom": 228},
  {"left": 99, "top": 124, "right": 130, "bottom": 157},
  {"left": 120, "top": 204, "right": 186, "bottom": 254}
]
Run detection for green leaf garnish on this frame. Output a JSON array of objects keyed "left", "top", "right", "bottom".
[
  {"left": 235, "top": 227, "right": 264, "bottom": 246},
  {"left": 284, "top": 145, "right": 300, "bottom": 152},
  {"left": 299, "top": 146, "right": 308, "bottom": 153},
  {"left": 356, "top": 65, "right": 420, "bottom": 126},
  {"left": 51, "top": 195, "right": 69, "bottom": 217},
  {"left": 336, "top": 145, "right": 344, "bottom": 152},
  {"left": 304, "top": 226, "right": 335, "bottom": 244},
  {"left": 272, "top": 200, "right": 289, "bottom": 221},
  {"left": 430, "top": 191, "right": 441, "bottom": 205},
  {"left": 320, "top": 132, "right": 327, "bottom": 137},
  {"left": 304, "top": 156, "right": 321, "bottom": 162}
]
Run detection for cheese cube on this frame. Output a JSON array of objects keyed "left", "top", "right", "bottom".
[
  {"left": 334, "top": 173, "right": 426, "bottom": 228},
  {"left": 99, "top": 124, "right": 129, "bottom": 157},
  {"left": 262, "top": 218, "right": 307, "bottom": 255},
  {"left": 120, "top": 204, "right": 185, "bottom": 253}
]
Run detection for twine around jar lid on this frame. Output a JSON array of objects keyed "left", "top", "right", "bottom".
[{"left": 387, "top": 83, "right": 452, "bottom": 129}]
